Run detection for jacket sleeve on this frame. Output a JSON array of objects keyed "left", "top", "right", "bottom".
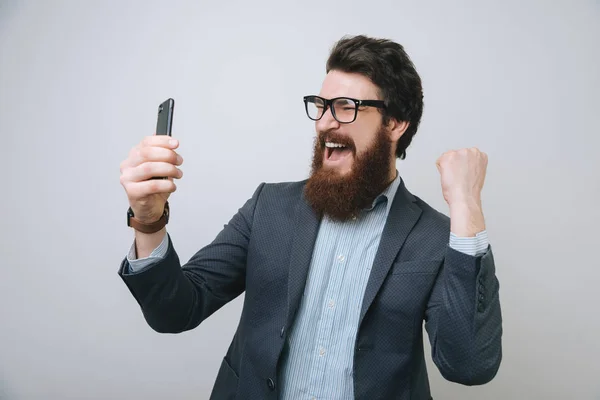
[
  {"left": 424, "top": 244, "right": 503, "bottom": 385},
  {"left": 118, "top": 182, "right": 265, "bottom": 333}
]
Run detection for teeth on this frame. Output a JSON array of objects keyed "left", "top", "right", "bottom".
[{"left": 325, "top": 142, "right": 347, "bottom": 148}]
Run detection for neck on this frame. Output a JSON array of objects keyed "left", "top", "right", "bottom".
[{"left": 388, "top": 162, "right": 398, "bottom": 183}]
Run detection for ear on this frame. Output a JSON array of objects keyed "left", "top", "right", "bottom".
[{"left": 386, "top": 118, "right": 410, "bottom": 142}]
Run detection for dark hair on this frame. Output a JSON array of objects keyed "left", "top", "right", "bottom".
[{"left": 326, "top": 35, "right": 424, "bottom": 160}]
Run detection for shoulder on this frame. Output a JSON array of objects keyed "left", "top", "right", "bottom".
[
  {"left": 399, "top": 178, "right": 450, "bottom": 229},
  {"left": 400, "top": 182, "right": 451, "bottom": 258},
  {"left": 248, "top": 179, "right": 308, "bottom": 208},
  {"left": 413, "top": 194, "right": 450, "bottom": 229},
  {"left": 263, "top": 179, "right": 308, "bottom": 194}
]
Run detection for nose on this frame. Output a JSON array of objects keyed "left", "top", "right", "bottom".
[{"left": 316, "top": 105, "right": 340, "bottom": 132}]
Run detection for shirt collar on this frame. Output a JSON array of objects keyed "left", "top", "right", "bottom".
[{"left": 364, "top": 169, "right": 402, "bottom": 215}]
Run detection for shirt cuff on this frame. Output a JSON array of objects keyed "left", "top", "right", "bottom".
[
  {"left": 449, "top": 230, "right": 489, "bottom": 257},
  {"left": 126, "top": 233, "right": 169, "bottom": 273}
]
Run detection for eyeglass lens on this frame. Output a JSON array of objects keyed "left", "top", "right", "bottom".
[{"left": 306, "top": 97, "right": 357, "bottom": 123}]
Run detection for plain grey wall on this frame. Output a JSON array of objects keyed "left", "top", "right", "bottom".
[{"left": 1, "top": 0, "right": 599, "bottom": 399}]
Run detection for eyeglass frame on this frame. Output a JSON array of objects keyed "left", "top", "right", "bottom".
[{"left": 303, "top": 95, "right": 387, "bottom": 124}]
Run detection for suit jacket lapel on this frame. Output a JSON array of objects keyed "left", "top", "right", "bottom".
[
  {"left": 285, "top": 186, "right": 321, "bottom": 329},
  {"left": 359, "top": 179, "right": 422, "bottom": 326}
]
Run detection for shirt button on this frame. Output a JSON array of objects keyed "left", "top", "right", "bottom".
[
  {"left": 337, "top": 254, "right": 345, "bottom": 262},
  {"left": 319, "top": 347, "right": 326, "bottom": 356},
  {"left": 328, "top": 300, "right": 335, "bottom": 308}
]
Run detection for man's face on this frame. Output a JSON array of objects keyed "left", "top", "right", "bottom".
[
  {"left": 314, "top": 70, "right": 387, "bottom": 176},
  {"left": 304, "top": 70, "right": 398, "bottom": 221}
]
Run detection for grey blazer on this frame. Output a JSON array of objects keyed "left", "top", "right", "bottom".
[{"left": 119, "top": 178, "right": 503, "bottom": 400}]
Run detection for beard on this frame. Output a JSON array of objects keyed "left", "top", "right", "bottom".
[{"left": 304, "top": 125, "right": 395, "bottom": 222}]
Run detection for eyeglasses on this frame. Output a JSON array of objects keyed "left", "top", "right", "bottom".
[{"left": 303, "top": 95, "right": 386, "bottom": 124}]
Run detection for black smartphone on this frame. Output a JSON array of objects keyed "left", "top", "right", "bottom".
[
  {"left": 151, "top": 98, "right": 175, "bottom": 179},
  {"left": 156, "top": 98, "right": 175, "bottom": 136}
]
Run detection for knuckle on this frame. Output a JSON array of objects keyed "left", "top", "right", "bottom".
[
  {"left": 142, "top": 162, "right": 153, "bottom": 175},
  {"left": 132, "top": 148, "right": 142, "bottom": 163},
  {"left": 148, "top": 179, "right": 161, "bottom": 192},
  {"left": 139, "top": 146, "right": 150, "bottom": 159}
]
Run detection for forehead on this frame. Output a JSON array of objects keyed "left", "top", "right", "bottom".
[{"left": 319, "top": 70, "right": 380, "bottom": 100}]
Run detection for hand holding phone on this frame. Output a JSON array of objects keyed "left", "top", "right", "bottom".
[{"left": 119, "top": 97, "right": 183, "bottom": 228}]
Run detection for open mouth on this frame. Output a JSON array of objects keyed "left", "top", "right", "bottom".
[{"left": 325, "top": 142, "right": 353, "bottom": 162}]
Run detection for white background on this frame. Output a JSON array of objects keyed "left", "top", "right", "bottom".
[{"left": 1, "top": 0, "right": 599, "bottom": 399}]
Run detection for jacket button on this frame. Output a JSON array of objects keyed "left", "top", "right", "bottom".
[
  {"left": 267, "top": 378, "right": 275, "bottom": 390},
  {"left": 280, "top": 326, "right": 285, "bottom": 338}
]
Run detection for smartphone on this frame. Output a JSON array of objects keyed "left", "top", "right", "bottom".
[
  {"left": 151, "top": 98, "right": 175, "bottom": 179},
  {"left": 156, "top": 98, "right": 175, "bottom": 136}
]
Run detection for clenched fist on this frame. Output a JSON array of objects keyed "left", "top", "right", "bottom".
[
  {"left": 119, "top": 135, "right": 184, "bottom": 224},
  {"left": 436, "top": 147, "right": 488, "bottom": 207}
]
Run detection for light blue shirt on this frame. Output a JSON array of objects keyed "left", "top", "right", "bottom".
[{"left": 126, "top": 173, "right": 488, "bottom": 399}]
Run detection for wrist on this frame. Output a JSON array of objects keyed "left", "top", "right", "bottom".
[
  {"left": 127, "top": 202, "right": 169, "bottom": 234},
  {"left": 449, "top": 200, "right": 485, "bottom": 237},
  {"left": 134, "top": 227, "right": 167, "bottom": 259},
  {"left": 447, "top": 191, "right": 481, "bottom": 208}
]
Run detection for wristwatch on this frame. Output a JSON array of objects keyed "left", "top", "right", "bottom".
[{"left": 127, "top": 202, "right": 169, "bottom": 234}]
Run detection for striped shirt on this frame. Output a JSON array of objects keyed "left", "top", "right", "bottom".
[
  {"left": 127, "top": 172, "right": 488, "bottom": 399},
  {"left": 277, "top": 172, "right": 487, "bottom": 399}
]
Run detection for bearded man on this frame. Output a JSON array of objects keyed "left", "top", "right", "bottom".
[{"left": 118, "top": 34, "right": 503, "bottom": 400}]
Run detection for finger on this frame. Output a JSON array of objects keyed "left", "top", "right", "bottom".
[
  {"left": 125, "top": 179, "right": 177, "bottom": 200},
  {"left": 125, "top": 146, "right": 183, "bottom": 170},
  {"left": 125, "top": 161, "right": 183, "bottom": 182},
  {"left": 137, "top": 146, "right": 182, "bottom": 166},
  {"left": 141, "top": 135, "right": 179, "bottom": 149},
  {"left": 121, "top": 137, "right": 179, "bottom": 173},
  {"left": 121, "top": 144, "right": 143, "bottom": 171}
]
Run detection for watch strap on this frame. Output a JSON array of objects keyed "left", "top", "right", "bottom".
[{"left": 127, "top": 202, "right": 169, "bottom": 234}]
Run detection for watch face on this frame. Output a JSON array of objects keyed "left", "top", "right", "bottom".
[
  {"left": 127, "top": 207, "right": 134, "bottom": 226},
  {"left": 163, "top": 202, "right": 170, "bottom": 223}
]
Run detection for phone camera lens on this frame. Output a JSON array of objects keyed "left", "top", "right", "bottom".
[{"left": 158, "top": 105, "right": 163, "bottom": 112}]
